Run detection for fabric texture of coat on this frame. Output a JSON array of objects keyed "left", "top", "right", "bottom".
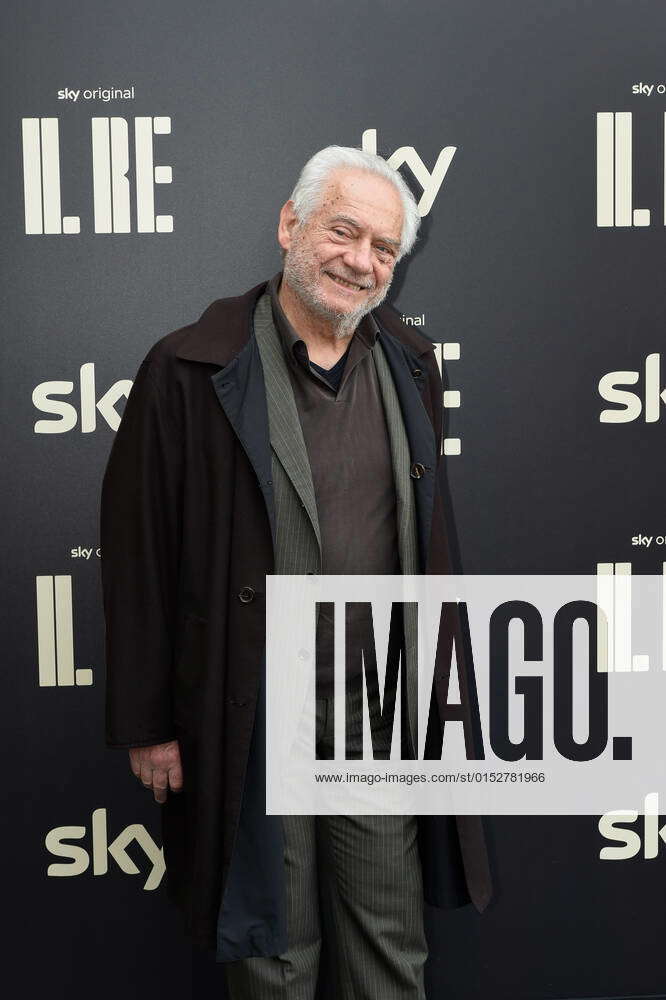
[{"left": 100, "top": 278, "right": 492, "bottom": 956}]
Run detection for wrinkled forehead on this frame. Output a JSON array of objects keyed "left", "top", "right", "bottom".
[{"left": 315, "top": 168, "right": 404, "bottom": 238}]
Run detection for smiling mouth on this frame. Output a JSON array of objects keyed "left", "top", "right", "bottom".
[{"left": 325, "top": 271, "right": 370, "bottom": 292}]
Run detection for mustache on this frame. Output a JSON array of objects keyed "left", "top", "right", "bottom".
[{"left": 323, "top": 269, "right": 376, "bottom": 290}]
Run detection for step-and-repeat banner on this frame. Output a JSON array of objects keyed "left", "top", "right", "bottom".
[{"left": 4, "top": 2, "right": 665, "bottom": 998}]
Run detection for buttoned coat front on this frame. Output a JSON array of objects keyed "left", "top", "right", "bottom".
[{"left": 100, "top": 278, "right": 492, "bottom": 956}]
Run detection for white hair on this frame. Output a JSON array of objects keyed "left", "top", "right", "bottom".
[{"left": 289, "top": 145, "right": 420, "bottom": 260}]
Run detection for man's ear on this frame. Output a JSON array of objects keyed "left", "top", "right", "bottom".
[{"left": 277, "top": 199, "right": 299, "bottom": 252}]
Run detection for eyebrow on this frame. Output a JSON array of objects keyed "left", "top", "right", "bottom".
[{"left": 329, "top": 214, "right": 401, "bottom": 250}]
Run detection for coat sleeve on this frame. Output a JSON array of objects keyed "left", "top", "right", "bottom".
[{"left": 100, "top": 350, "right": 183, "bottom": 748}]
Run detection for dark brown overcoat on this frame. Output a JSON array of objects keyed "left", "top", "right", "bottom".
[{"left": 100, "top": 278, "right": 492, "bottom": 956}]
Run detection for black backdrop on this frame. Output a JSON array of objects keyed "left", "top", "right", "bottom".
[{"left": 3, "top": 2, "right": 666, "bottom": 998}]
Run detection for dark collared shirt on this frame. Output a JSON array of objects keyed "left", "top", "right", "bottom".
[{"left": 267, "top": 272, "right": 400, "bottom": 684}]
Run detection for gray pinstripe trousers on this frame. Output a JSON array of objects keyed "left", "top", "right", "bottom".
[{"left": 224, "top": 687, "right": 427, "bottom": 1000}]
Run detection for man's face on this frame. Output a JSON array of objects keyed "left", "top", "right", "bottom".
[{"left": 278, "top": 168, "right": 404, "bottom": 333}]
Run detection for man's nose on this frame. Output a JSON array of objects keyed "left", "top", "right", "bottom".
[{"left": 343, "top": 240, "right": 374, "bottom": 275}]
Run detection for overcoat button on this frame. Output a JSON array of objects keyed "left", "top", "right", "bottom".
[
  {"left": 412, "top": 368, "right": 422, "bottom": 377},
  {"left": 410, "top": 462, "right": 426, "bottom": 479},
  {"left": 238, "top": 586, "right": 255, "bottom": 603}
]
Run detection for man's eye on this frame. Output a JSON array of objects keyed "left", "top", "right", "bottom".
[{"left": 333, "top": 228, "right": 348, "bottom": 238}]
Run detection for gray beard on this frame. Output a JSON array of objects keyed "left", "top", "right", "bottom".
[{"left": 282, "top": 242, "right": 392, "bottom": 340}]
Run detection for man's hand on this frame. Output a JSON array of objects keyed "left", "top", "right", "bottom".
[{"left": 128, "top": 740, "right": 183, "bottom": 804}]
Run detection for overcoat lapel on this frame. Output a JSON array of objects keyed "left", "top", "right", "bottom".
[
  {"left": 375, "top": 327, "right": 438, "bottom": 572},
  {"left": 174, "top": 281, "right": 277, "bottom": 542},
  {"left": 209, "top": 319, "right": 277, "bottom": 542},
  {"left": 372, "top": 340, "right": 418, "bottom": 576}
]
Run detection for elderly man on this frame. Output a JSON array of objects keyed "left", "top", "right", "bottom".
[{"left": 101, "top": 145, "right": 491, "bottom": 999}]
